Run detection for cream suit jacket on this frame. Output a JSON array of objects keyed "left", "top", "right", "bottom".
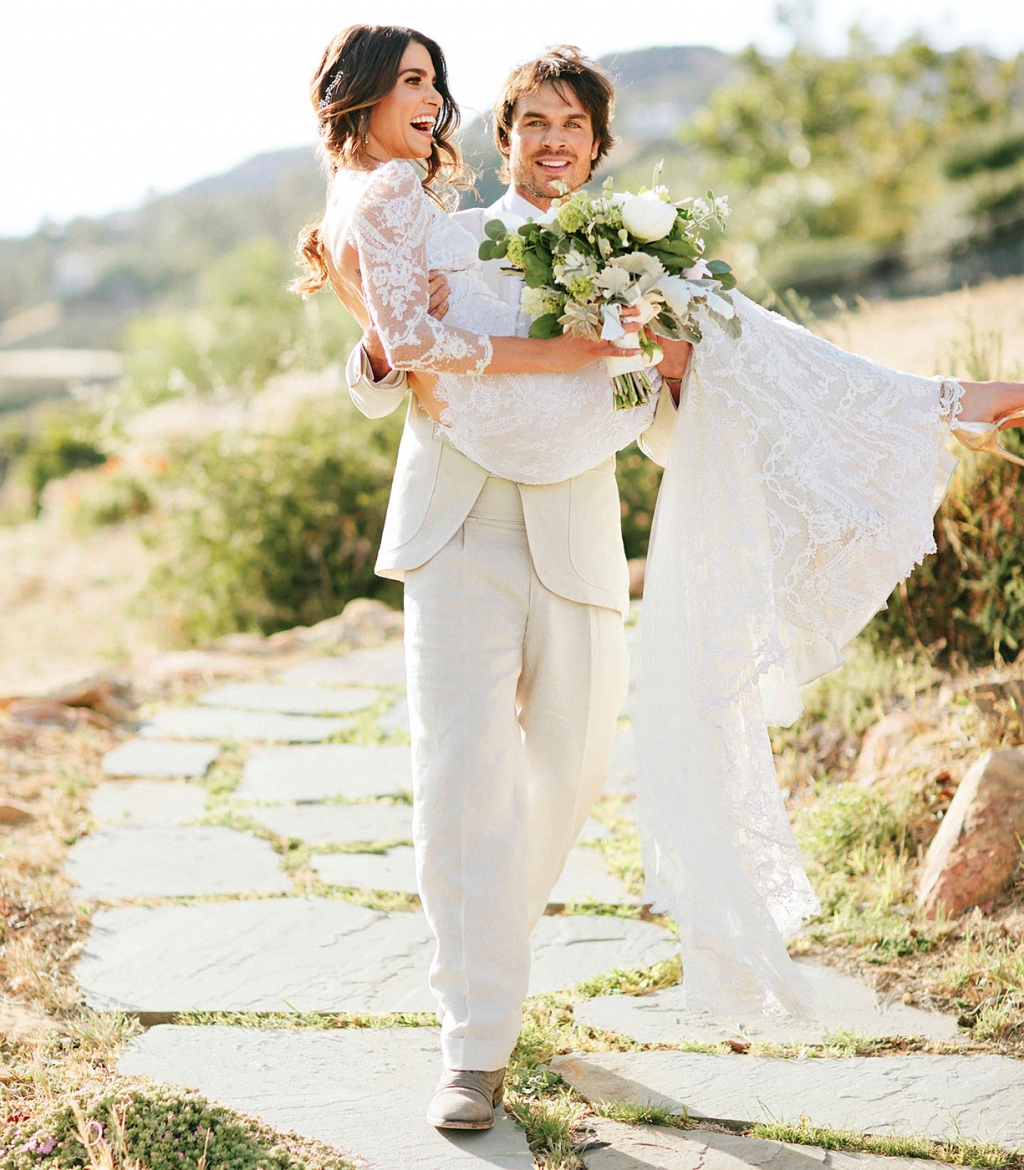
[{"left": 346, "top": 186, "right": 677, "bottom": 618}]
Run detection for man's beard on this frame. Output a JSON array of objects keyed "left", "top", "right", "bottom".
[{"left": 512, "top": 153, "right": 586, "bottom": 202}]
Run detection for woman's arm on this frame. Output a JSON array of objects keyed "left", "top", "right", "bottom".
[{"left": 351, "top": 162, "right": 630, "bottom": 377}]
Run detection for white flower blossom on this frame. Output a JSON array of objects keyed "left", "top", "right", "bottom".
[
  {"left": 519, "top": 286, "right": 552, "bottom": 321},
  {"left": 621, "top": 191, "right": 677, "bottom": 241}
]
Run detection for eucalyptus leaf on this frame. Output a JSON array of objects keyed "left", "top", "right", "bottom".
[
  {"left": 484, "top": 219, "right": 507, "bottom": 240},
  {"left": 528, "top": 313, "right": 563, "bottom": 339}
]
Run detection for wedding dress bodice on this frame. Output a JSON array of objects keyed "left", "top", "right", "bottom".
[{"left": 322, "top": 160, "right": 655, "bottom": 483}]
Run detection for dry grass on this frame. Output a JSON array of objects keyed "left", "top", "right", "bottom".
[{"left": 815, "top": 275, "right": 1024, "bottom": 379}]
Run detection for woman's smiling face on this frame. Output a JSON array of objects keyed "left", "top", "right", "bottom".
[{"left": 365, "top": 40, "right": 442, "bottom": 163}]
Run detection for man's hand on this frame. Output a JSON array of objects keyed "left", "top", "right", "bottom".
[
  {"left": 428, "top": 271, "right": 450, "bottom": 320},
  {"left": 363, "top": 323, "right": 392, "bottom": 382},
  {"left": 362, "top": 271, "right": 451, "bottom": 382},
  {"left": 657, "top": 337, "right": 693, "bottom": 405}
]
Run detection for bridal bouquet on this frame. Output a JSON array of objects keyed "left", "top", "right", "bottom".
[{"left": 479, "top": 174, "right": 739, "bottom": 409}]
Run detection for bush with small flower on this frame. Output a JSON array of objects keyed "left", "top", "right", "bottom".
[
  {"left": 479, "top": 170, "right": 739, "bottom": 409},
  {"left": 0, "top": 1084, "right": 355, "bottom": 1170}
]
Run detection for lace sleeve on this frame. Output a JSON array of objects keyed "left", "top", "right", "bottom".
[{"left": 350, "top": 161, "right": 493, "bottom": 375}]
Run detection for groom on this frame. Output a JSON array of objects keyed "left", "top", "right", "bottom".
[{"left": 346, "top": 46, "right": 688, "bottom": 1129}]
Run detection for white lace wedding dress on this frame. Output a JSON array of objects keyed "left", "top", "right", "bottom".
[
  {"left": 325, "top": 158, "right": 963, "bottom": 1019},
  {"left": 322, "top": 159, "right": 655, "bottom": 483}
]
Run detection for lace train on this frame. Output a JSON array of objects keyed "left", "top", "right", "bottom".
[{"left": 634, "top": 293, "right": 961, "bottom": 1017}]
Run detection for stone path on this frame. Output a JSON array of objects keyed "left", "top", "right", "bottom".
[
  {"left": 575, "top": 959, "right": 961, "bottom": 1045},
  {"left": 119, "top": 1026, "right": 532, "bottom": 1168},
  {"left": 552, "top": 1050, "right": 1024, "bottom": 1145},
  {"left": 69, "top": 628, "right": 1022, "bottom": 1168}
]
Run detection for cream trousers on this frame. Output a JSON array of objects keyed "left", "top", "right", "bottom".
[{"left": 403, "top": 476, "right": 630, "bottom": 1071}]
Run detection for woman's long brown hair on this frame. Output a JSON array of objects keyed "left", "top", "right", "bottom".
[{"left": 292, "top": 25, "right": 465, "bottom": 297}]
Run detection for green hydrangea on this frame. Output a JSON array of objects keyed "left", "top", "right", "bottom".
[
  {"left": 505, "top": 234, "right": 526, "bottom": 269},
  {"left": 566, "top": 276, "right": 596, "bottom": 301},
  {"left": 556, "top": 202, "right": 588, "bottom": 233}
]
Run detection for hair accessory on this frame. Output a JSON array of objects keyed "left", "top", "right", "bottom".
[{"left": 318, "top": 70, "right": 345, "bottom": 113}]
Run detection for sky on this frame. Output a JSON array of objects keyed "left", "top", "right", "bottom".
[{"left": 2, "top": 1, "right": 1024, "bottom": 239}]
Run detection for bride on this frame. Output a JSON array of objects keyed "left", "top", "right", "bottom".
[{"left": 294, "top": 24, "right": 1024, "bottom": 1023}]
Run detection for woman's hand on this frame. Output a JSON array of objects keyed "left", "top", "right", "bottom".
[{"left": 540, "top": 333, "right": 641, "bottom": 372}]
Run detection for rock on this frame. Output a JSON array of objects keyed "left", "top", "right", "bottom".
[
  {"left": 853, "top": 711, "right": 921, "bottom": 786},
  {"left": 551, "top": 1050, "right": 1024, "bottom": 1145},
  {"left": 0, "top": 671, "right": 133, "bottom": 720},
  {"left": 918, "top": 747, "right": 1024, "bottom": 917},
  {"left": 628, "top": 558, "right": 646, "bottom": 599},
  {"left": 281, "top": 645, "right": 407, "bottom": 689},
  {"left": 102, "top": 740, "right": 219, "bottom": 778},
  {"left": 0, "top": 798, "right": 34, "bottom": 825},
  {"left": 65, "top": 825, "right": 290, "bottom": 898},
  {"left": 2, "top": 698, "right": 106, "bottom": 729},
  {"left": 75, "top": 899, "right": 677, "bottom": 1013},
  {"left": 89, "top": 781, "right": 207, "bottom": 826},
  {"left": 139, "top": 707, "right": 352, "bottom": 742},
  {"left": 583, "top": 1118, "right": 949, "bottom": 1170},
  {"left": 237, "top": 744, "right": 413, "bottom": 801},
  {"left": 574, "top": 959, "right": 959, "bottom": 1044},
  {"left": 297, "top": 598, "right": 405, "bottom": 648},
  {"left": 199, "top": 683, "right": 379, "bottom": 716},
  {"left": 118, "top": 1026, "right": 532, "bottom": 1167}
]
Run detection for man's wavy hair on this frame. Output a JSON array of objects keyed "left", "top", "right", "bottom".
[
  {"left": 292, "top": 24, "right": 465, "bottom": 297},
  {"left": 492, "top": 46, "right": 616, "bottom": 184}
]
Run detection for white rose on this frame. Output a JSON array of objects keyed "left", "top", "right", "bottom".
[{"left": 621, "top": 192, "right": 677, "bottom": 242}]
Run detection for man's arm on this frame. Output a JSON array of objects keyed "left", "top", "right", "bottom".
[
  {"left": 345, "top": 272, "right": 452, "bottom": 419},
  {"left": 638, "top": 337, "right": 691, "bottom": 466}
]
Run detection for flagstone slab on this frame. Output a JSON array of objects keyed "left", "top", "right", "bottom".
[
  {"left": 236, "top": 744, "right": 413, "bottom": 801},
  {"left": 576, "top": 817, "right": 612, "bottom": 842},
  {"left": 281, "top": 645, "right": 407, "bottom": 689},
  {"left": 549, "top": 847, "right": 635, "bottom": 904},
  {"left": 575, "top": 960, "right": 960, "bottom": 1045},
  {"left": 65, "top": 826, "right": 290, "bottom": 899},
  {"left": 89, "top": 781, "right": 207, "bottom": 826},
  {"left": 200, "top": 683, "right": 380, "bottom": 716},
  {"left": 606, "top": 726, "right": 638, "bottom": 793},
  {"left": 249, "top": 801, "right": 413, "bottom": 844},
  {"left": 102, "top": 739, "right": 219, "bottom": 778},
  {"left": 119, "top": 1025, "right": 532, "bottom": 1168},
  {"left": 550, "top": 1050, "right": 1024, "bottom": 1145},
  {"left": 76, "top": 898, "right": 677, "bottom": 1012},
  {"left": 582, "top": 1117, "right": 949, "bottom": 1170},
  {"left": 140, "top": 707, "right": 351, "bottom": 743},
  {"left": 313, "top": 844, "right": 634, "bottom": 904},
  {"left": 379, "top": 695, "right": 410, "bottom": 735},
  {"left": 312, "top": 845, "right": 419, "bottom": 893}
]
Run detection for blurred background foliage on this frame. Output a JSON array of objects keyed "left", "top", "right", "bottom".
[{"left": 2, "top": 31, "right": 1024, "bottom": 652}]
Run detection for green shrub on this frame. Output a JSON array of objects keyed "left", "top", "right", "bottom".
[
  {"left": 616, "top": 442, "right": 662, "bottom": 560},
  {"left": 16, "top": 412, "right": 106, "bottom": 513},
  {"left": 145, "top": 394, "right": 403, "bottom": 643},
  {"left": 0, "top": 1082, "right": 354, "bottom": 1170}
]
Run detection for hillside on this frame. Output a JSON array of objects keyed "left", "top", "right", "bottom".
[{"left": 1, "top": 38, "right": 1023, "bottom": 385}]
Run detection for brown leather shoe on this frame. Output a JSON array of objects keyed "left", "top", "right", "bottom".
[{"left": 425, "top": 1067, "right": 505, "bottom": 1130}]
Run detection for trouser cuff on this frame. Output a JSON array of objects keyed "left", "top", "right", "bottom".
[{"left": 442, "top": 1035, "right": 517, "bottom": 1072}]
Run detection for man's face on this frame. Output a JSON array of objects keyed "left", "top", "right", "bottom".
[{"left": 504, "top": 81, "right": 601, "bottom": 209}]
